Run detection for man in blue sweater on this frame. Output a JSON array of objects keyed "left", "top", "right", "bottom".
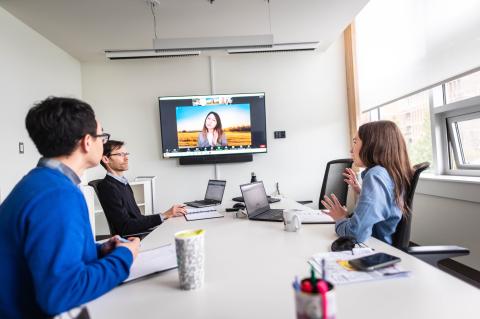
[{"left": 0, "top": 97, "right": 141, "bottom": 318}]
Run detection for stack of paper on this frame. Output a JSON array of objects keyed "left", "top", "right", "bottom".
[
  {"left": 124, "top": 244, "right": 177, "bottom": 283},
  {"left": 185, "top": 206, "right": 224, "bottom": 221},
  {"left": 308, "top": 248, "right": 410, "bottom": 285}
]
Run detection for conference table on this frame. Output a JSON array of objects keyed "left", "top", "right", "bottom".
[{"left": 88, "top": 197, "right": 480, "bottom": 318}]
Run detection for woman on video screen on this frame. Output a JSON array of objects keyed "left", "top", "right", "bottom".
[{"left": 197, "top": 111, "right": 227, "bottom": 147}]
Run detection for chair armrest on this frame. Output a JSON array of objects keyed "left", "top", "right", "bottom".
[
  {"left": 296, "top": 200, "right": 313, "bottom": 205},
  {"left": 406, "top": 245, "right": 470, "bottom": 255}
]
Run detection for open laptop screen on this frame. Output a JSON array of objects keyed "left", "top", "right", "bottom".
[
  {"left": 240, "top": 182, "right": 270, "bottom": 217},
  {"left": 205, "top": 180, "right": 226, "bottom": 202}
]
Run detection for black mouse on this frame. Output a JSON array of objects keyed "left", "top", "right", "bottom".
[
  {"left": 331, "top": 236, "right": 357, "bottom": 252},
  {"left": 233, "top": 203, "right": 246, "bottom": 209}
]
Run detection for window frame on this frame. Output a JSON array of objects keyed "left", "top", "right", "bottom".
[{"left": 434, "top": 95, "right": 480, "bottom": 176}]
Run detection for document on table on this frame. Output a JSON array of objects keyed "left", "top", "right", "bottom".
[
  {"left": 308, "top": 248, "right": 410, "bottom": 285},
  {"left": 185, "top": 206, "right": 224, "bottom": 221},
  {"left": 124, "top": 243, "right": 177, "bottom": 283},
  {"left": 289, "top": 209, "right": 334, "bottom": 224}
]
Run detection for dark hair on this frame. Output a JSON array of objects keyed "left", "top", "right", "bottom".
[
  {"left": 100, "top": 140, "right": 125, "bottom": 169},
  {"left": 202, "top": 111, "right": 224, "bottom": 141},
  {"left": 25, "top": 97, "right": 97, "bottom": 158},
  {"left": 358, "top": 120, "right": 413, "bottom": 214}
]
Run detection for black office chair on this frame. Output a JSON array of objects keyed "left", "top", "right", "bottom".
[
  {"left": 298, "top": 158, "right": 353, "bottom": 207},
  {"left": 88, "top": 179, "right": 151, "bottom": 240},
  {"left": 88, "top": 179, "right": 116, "bottom": 240},
  {"left": 392, "top": 162, "right": 470, "bottom": 267},
  {"left": 318, "top": 158, "right": 354, "bottom": 209}
]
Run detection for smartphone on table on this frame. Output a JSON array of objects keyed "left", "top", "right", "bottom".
[{"left": 349, "top": 253, "right": 401, "bottom": 271}]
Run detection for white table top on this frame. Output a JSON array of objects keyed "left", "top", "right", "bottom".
[{"left": 88, "top": 197, "right": 480, "bottom": 318}]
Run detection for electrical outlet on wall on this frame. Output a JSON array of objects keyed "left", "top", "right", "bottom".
[
  {"left": 19, "top": 142, "right": 24, "bottom": 154},
  {"left": 274, "top": 131, "right": 286, "bottom": 139}
]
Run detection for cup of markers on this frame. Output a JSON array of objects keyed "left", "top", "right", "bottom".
[{"left": 293, "top": 263, "right": 336, "bottom": 319}]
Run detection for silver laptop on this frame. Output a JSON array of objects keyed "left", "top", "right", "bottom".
[
  {"left": 240, "top": 181, "right": 283, "bottom": 222},
  {"left": 185, "top": 180, "right": 226, "bottom": 208}
]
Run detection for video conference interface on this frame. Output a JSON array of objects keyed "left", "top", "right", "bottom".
[{"left": 159, "top": 93, "right": 267, "bottom": 158}]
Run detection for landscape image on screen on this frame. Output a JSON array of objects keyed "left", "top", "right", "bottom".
[{"left": 176, "top": 104, "right": 252, "bottom": 148}]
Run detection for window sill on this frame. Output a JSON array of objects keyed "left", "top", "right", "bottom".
[
  {"left": 420, "top": 173, "right": 480, "bottom": 185},
  {"left": 417, "top": 174, "right": 480, "bottom": 203}
]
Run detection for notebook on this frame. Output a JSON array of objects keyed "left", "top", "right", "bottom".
[
  {"left": 287, "top": 209, "right": 334, "bottom": 224},
  {"left": 185, "top": 206, "right": 224, "bottom": 221},
  {"left": 124, "top": 243, "right": 177, "bottom": 283}
]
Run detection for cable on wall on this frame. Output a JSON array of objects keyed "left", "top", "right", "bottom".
[{"left": 148, "top": 0, "right": 159, "bottom": 40}]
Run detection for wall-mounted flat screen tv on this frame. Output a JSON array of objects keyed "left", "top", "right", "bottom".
[{"left": 159, "top": 93, "right": 267, "bottom": 160}]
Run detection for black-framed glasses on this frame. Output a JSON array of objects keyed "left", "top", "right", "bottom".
[
  {"left": 92, "top": 133, "right": 110, "bottom": 144},
  {"left": 109, "top": 152, "right": 130, "bottom": 158}
]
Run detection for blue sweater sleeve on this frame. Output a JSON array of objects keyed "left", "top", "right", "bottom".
[
  {"left": 22, "top": 187, "right": 133, "bottom": 315},
  {"left": 335, "top": 169, "right": 389, "bottom": 242}
]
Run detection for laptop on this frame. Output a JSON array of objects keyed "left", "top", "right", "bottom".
[
  {"left": 185, "top": 180, "right": 226, "bottom": 208},
  {"left": 240, "top": 181, "right": 284, "bottom": 222}
]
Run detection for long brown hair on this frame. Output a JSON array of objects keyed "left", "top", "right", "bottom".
[
  {"left": 358, "top": 120, "right": 413, "bottom": 214},
  {"left": 202, "top": 111, "right": 224, "bottom": 142}
]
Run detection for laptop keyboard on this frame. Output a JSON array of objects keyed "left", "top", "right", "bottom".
[
  {"left": 197, "top": 199, "right": 216, "bottom": 204},
  {"left": 261, "top": 209, "right": 283, "bottom": 218}
]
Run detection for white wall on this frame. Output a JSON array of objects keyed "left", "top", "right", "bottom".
[
  {"left": 413, "top": 179, "right": 480, "bottom": 271},
  {"left": 0, "top": 7, "right": 81, "bottom": 199},
  {"left": 82, "top": 39, "right": 350, "bottom": 221}
]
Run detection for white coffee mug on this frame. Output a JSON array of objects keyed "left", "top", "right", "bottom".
[{"left": 283, "top": 209, "right": 301, "bottom": 232}]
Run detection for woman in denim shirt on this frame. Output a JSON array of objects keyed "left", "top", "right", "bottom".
[{"left": 322, "top": 121, "right": 413, "bottom": 244}]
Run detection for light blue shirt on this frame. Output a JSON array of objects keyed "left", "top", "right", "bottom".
[
  {"left": 335, "top": 165, "right": 402, "bottom": 244},
  {"left": 38, "top": 157, "right": 81, "bottom": 185},
  {"left": 107, "top": 172, "right": 129, "bottom": 185}
]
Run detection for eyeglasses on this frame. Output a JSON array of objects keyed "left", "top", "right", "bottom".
[
  {"left": 109, "top": 152, "right": 130, "bottom": 158},
  {"left": 92, "top": 133, "right": 110, "bottom": 144}
]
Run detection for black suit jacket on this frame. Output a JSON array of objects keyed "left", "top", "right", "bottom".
[{"left": 97, "top": 175, "right": 162, "bottom": 236}]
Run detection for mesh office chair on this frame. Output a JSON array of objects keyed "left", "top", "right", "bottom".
[
  {"left": 392, "top": 162, "right": 470, "bottom": 267},
  {"left": 318, "top": 158, "right": 354, "bottom": 209},
  {"left": 88, "top": 179, "right": 151, "bottom": 240},
  {"left": 298, "top": 158, "right": 353, "bottom": 207}
]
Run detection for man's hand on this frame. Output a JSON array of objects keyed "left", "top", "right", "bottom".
[
  {"left": 99, "top": 236, "right": 120, "bottom": 257},
  {"left": 116, "top": 237, "right": 141, "bottom": 260},
  {"left": 162, "top": 204, "right": 187, "bottom": 220}
]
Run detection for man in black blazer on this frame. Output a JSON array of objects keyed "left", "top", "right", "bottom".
[{"left": 97, "top": 140, "right": 186, "bottom": 237}]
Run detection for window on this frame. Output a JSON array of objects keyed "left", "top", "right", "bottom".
[
  {"left": 361, "top": 69, "right": 480, "bottom": 176},
  {"left": 360, "top": 108, "right": 379, "bottom": 125},
  {"left": 445, "top": 70, "right": 480, "bottom": 104},
  {"left": 446, "top": 112, "right": 480, "bottom": 169},
  {"left": 377, "top": 91, "right": 433, "bottom": 166}
]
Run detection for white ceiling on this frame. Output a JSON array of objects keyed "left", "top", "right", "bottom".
[{"left": 0, "top": 0, "right": 369, "bottom": 62}]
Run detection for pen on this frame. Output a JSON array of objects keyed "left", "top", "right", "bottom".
[
  {"left": 310, "top": 266, "right": 317, "bottom": 293},
  {"left": 115, "top": 235, "right": 129, "bottom": 243},
  {"left": 383, "top": 271, "right": 410, "bottom": 276},
  {"left": 292, "top": 276, "right": 300, "bottom": 291},
  {"left": 321, "top": 258, "right": 325, "bottom": 280}
]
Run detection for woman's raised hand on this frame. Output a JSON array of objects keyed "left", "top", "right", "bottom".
[{"left": 343, "top": 168, "right": 361, "bottom": 195}]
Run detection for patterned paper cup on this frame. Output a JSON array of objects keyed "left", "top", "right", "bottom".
[
  {"left": 174, "top": 229, "right": 205, "bottom": 290},
  {"left": 294, "top": 281, "right": 336, "bottom": 319}
]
